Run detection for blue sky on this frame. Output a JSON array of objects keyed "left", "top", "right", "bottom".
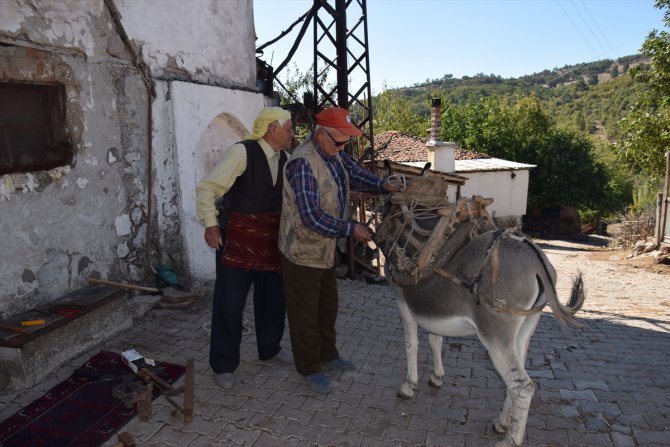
[{"left": 253, "top": 0, "right": 665, "bottom": 94}]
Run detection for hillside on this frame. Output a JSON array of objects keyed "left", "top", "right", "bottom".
[{"left": 391, "top": 55, "right": 649, "bottom": 140}]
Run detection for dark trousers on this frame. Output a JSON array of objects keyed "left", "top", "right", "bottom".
[
  {"left": 280, "top": 254, "right": 339, "bottom": 376},
  {"left": 209, "top": 262, "right": 286, "bottom": 374}
]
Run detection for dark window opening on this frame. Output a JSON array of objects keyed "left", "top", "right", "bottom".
[{"left": 0, "top": 82, "right": 74, "bottom": 175}]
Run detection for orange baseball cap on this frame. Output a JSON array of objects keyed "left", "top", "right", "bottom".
[{"left": 315, "top": 107, "right": 363, "bottom": 136}]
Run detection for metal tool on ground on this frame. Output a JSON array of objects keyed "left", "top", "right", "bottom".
[
  {"left": 137, "top": 367, "right": 183, "bottom": 395},
  {"left": 87, "top": 278, "right": 197, "bottom": 308},
  {"left": 20, "top": 319, "right": 45, "bottom": 327},
  {"left": 111, "top": 432, "right": 135, "bottom": 447}
]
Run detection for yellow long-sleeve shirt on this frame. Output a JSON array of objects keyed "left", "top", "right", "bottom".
[{"left": 196, "top": 138, "right": 280, "bottom": 228}]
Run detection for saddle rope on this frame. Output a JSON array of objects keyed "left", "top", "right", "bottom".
[{"left": 377, "top": 193, "right": 548, "bottom": 316}]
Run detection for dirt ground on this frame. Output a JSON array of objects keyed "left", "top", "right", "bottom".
[
  {"left": 586, "top": 246, "right": 670, "bottom": 276},
  {"left": 543, "top": 234, "right": 670, "bottom": 272},
  {"left": 534, "top": 236, "right": 670, "bottom": 325}
]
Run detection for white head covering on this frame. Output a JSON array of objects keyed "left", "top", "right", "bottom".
[{"left": 245, "top": 107, "right": 292, "bottom": 140}]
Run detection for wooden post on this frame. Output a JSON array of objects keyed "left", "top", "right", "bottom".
[
  {"left": 184, "top": 358, "right": 194, "bottom": 423},
  {"left": 657, "top": 192, "right": 664, "bottom": 247},
  {"left": 661, "top": 151, "right": 670, "bottom": 246}
]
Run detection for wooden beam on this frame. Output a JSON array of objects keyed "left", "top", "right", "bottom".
[{"left": 184, "top": 358, "right": 194, "bottom": 423}]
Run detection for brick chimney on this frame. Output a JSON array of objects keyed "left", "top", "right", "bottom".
[{"left": 426, "top": 97, "right": 455, "bottom": 173}]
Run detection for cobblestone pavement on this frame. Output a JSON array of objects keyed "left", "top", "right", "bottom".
[{"left": 2, "top": 237, "right": 669, "bottom": 446}]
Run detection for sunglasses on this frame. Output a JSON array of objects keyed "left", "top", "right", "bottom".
[{"left": 324, "top": 130, "right": 349, "bottom": 147}]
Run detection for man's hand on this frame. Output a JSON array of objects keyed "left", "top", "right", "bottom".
[
  {"left": 383, "top": 180, "right": 401, "bottom": 193},
  {"left": 352, "top": 223, "right": 372, "bottom": 242},
  {"left": 204, "top": 225, "right": 223, "bottom": 249}
]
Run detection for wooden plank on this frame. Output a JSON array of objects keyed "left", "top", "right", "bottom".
[
  {"left": 184, "top": 358, "right": 194, "bottom": 423},
  {"left": 417, "top": 215, "right": 454, "bottom": 270}
]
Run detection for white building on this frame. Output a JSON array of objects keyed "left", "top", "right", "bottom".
[{"left": 376, "top": 130, "right": 535, "bottom": 229}]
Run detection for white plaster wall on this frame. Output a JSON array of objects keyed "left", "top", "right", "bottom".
[
  {"left": 0, "top": 0, "right": 157, "bottom": 316},
  {"left": 459, "top": 170, "right": 530, "bottom": 218},
  {"left": 115, "top": 0, "right": 255, "bottom": 89},
  {"left": 169, "top": 81, "right": 264, "bottom": 280},
  {"left": 0, "top": 0, "right": 105, "bottom": 55},
  {"left": 1, "top": 0, "right": 262, "bottom": 314}
]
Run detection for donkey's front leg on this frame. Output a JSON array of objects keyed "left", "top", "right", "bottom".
[
  {"left": 428, "top": 333, "right": 444, "bottom": 387},
  {"left": 396, "top": 295, "right": 419, "bottom": 399}
]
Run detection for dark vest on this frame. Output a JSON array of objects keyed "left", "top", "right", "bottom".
[{"left": 228, "top": 140, "right": 286, "bottom": 214}]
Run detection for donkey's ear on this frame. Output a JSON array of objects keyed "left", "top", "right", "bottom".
[
  {"left": 383, "top": 159, "right": 393, "bottom": 178},
  {"left": 420, "top": 162, "right": 432, "bottom": 177}
]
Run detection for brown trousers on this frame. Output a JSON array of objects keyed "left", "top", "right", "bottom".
[{"left": 280, "top": 254, "right": 340, "bottom": 376}]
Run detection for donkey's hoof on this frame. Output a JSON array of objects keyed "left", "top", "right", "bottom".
[
  {"left": 494, "top": 437, "right": 517, "bottom": 447},
  {"left": 429, "top": 374, "right": 443, "bottom": 388},
  {"left": 397, "top": 382, "right": 415, "bottom": 399},
  {"left": 396, "top": 390, "right": 412, "bottom": 400},
  {"left": 493, "top": 418, "right": 508, "bottom": 434}
]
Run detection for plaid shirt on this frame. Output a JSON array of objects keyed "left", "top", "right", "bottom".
[{"left": 285, "top": 135, "right": 386, "bottom": 238}]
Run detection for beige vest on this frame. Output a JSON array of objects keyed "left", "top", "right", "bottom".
[{"left": 279, "top": 139, "right": 349, "bottom": 269}]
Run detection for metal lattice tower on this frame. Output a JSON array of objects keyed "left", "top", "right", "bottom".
[
  {"left": 312, "top": 0, "right": 374, "bottom": 157},
  {"left": 256, "top": 0, "right": 374, "bottom": 158}
]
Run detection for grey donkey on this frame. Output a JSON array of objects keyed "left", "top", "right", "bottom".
[{"left": 375, "top": 175, "right": 585, "bottom": 447}]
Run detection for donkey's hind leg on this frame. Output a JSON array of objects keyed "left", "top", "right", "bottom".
[
  {"left": 485, "top": 315, "right": 540, "bottom": 447},
  {"left": 428, "top": 333, "right": 445, "bottom": 387},
  {"left": 493, "top": 314, "right": 541, "bottom": 436},
  {"left": 396, "top": 295, "right": 419, "bottom": 399}
]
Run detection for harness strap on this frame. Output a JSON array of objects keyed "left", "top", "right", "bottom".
[{"left": 433, "top": 230, "right": 547, "bottom": 316}]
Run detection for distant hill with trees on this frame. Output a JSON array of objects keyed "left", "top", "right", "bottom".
[
  {"left": 369, "top": 53, "right": 660, "bottom": 226},
  {"left": 380, "top": 54, "right": 649, "bottom": 141}
]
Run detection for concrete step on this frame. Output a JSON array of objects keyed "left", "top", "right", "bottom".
[{"left": 0, "top": 285, "right": 131, "bottom": 392}]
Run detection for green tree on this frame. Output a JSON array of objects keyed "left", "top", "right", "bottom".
[
  {"left": 613, "top": 0, "right": 670, "bottom": 183},
  {"left": 527, "top": 129, "right": 609, "bottom": 211},
  {"left": 441, "top": 95, "right": 549, "bottom": 163},
  {"left": 276, "top": 63, "right": 314, "bottom": 106},
  {"left": 373, "top": 87, "right": 429, "bottom": 137},
  {"left": 630, "top": 0, "right": 670, "bottom": 105},
  {"left": 441, "top": 95, "right": 611, "bottom": 211},
  {"left": 274, "top": 63, "right": 331, "bottom": 140},
  {"left": 618, "top": 107, "right": 670, "bottom": 180},
  {"left": 610, "top": 65, "right": 619, "bottom": 78}
]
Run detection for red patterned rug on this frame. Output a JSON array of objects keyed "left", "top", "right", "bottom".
[{"left": 0, "top": 350, "right": 185, "bottom": 447}]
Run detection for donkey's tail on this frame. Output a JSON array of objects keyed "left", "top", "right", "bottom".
[
  {"left": 545, "top": 271, "right": 585, "bottom": 327},
  {"left": 566, "top": 272, "right": 585, "bottom": 314},
  {"left": 520, "top": 233, "right": 585, "bottom": 326}
]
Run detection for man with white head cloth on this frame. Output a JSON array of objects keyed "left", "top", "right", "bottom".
[{"left": 196, "top": 107, "right": 295, "bottom": 389}]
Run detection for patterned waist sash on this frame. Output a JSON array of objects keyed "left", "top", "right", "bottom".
[{"left": 221, "top": 211, "right": 281, "bottom": 272}]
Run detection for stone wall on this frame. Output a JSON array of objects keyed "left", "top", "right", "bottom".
[{"left": 0, "top": 0, "right": 259, "bottom": 317}]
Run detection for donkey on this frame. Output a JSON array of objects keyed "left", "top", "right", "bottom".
[{"left": 375, "top": 175, "right": 584, "bottom": 447}]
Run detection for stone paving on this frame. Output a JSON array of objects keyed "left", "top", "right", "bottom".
[{"left": 2, "top": 237, "right": 669, "bottom": 446}]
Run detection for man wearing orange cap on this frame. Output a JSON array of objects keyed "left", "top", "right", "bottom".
[
  {"left": 278, "top": 106, "right": 399, "bottom": 393},
  {"left": 196, "top": 107, "right": 295, "bottom": 390}
]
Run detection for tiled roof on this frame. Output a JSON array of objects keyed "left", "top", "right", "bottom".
[{"left": 374, "top": 131, "right": 491, "bottom": 162}]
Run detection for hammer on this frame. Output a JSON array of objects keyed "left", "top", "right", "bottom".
[{"left": 111, "top": 432, "right": 135, "bottom": 447}]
